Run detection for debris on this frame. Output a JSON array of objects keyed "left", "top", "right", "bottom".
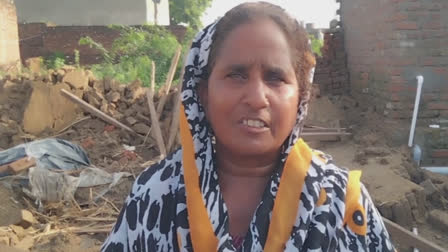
[
  {"left": 8, "top": 157, "right": 36, "bottom": 175},
  {"left": 22, "top": 82, "right": 81, "bottom": 135},
  {"left": 383, "top": 217, "right": 447, "bottom": 252},
  {"left": 60, "top": 88, "right": 137, "bottom": 135},
  {"left": 354, "top": 150, "right": 368, "bottom": 165},
  {"left": 125, "top": 116, "right": 138, "bottom": 126},
  {"left": 106, "top": 91, "right": 120, "bottom": 103},
  {"left": 0, "top": 185, "right": 24, "bottom": 227},
  {"left": 133, "top": 123, "right": 151, "bottom": 135},
  {"left": 63, "top": 69, "right": 89, "bottom": 90},
  {"left": 28, "top": 167, "right": 80, "bottom": 202},
  {"left": 16, "top": 210, "right": 36, "bottom": 229},
  {"left": 364, "top": 147, "right": 389, "bottom": 157},
  {"left": 123, "top": 145, "right": 136, "bottom": 151},
  {"left": 420, "top": 179, "right": 438, "bottom": 196},
  {"left": 378, "top": 158, "right": 390, "bottom": 165},
  {"left": 428, "top": 210, "right": 448, "bottom": 233},
  {"left": 24, "top": 57, "right": 42, "bottom": 74}
]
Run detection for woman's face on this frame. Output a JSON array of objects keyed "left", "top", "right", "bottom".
[{"left": 200, "top": 19, "right": 299, "bottom": 157}]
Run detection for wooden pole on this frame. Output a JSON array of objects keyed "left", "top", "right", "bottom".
[
  {"left": 147, "top": 62, "right": 167, "bottom": 157},
  {"left": 382, "top": 217, "right": 447, "bottom": 252},
  {"left": 156, "top": 46, "right": 182, "bottom": 117}
]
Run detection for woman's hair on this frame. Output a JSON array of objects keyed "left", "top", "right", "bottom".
[{"left": 207, "top": 1, "right": 315, "bottom": 101}]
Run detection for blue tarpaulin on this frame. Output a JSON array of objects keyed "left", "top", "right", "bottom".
[{"left": 0, "top": 138, "right": 91, "bottom": 172}]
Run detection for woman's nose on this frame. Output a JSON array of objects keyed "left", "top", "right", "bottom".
[{"left": 244, "top": 76, "right": 269, "bottom": 109}]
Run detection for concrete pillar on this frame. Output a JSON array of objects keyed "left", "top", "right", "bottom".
[{"left": 0, "top": 0, "right": 21, "bottom": 72}]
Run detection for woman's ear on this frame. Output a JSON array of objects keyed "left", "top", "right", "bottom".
[{"left": 198, "top": 80, "right": 209, "bottom": 112}]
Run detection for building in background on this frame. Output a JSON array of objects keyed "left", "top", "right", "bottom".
[
  {"left": 14, "top": 0, "right": 170, "bottom": 26},
  {"left": 0, "top": 0, "right": 21, "bottom": 71}
]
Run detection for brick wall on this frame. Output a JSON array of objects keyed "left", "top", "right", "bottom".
[
  {"left": 314, "top": 29, "right": 350, "bottom": 95},
  {"left": 18, "top": 23, "right": 187, "bottom": 65},
  {"left": 0, "top": 0, "right": 21, "bottom": 71},
  {"left": 340, "top": 0, "right": 448, "bottom": 121}
]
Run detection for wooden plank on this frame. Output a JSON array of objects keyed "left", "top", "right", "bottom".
[
  {"left": 301, "top": 132, "right": 351, "bottom": 142},
  {"left": 60, "top": 89, "right": 137, "bottom": 135},
  {"left": 382, "top": 217, "right": 447, "bottom": 252},
  {"left": 303, "top": 128, "right": 347, "bottom": 133},
  {"left": 8, "top": 157, "right": 36, "bottom": 174},
  {"left": 0, "top": 163, "right": 9, "bottom": 174}
]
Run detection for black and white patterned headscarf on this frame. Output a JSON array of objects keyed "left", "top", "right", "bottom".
[{"left": 101, "top": 18, "right": 396, "bottom": 252}]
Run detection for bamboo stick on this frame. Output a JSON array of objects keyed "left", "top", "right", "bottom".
[
  {"left": 156, "top": 46, "right": 182, "bottom": 117},
  {"left": 147, "top": 62, "right": 167, "bottom": 157}
]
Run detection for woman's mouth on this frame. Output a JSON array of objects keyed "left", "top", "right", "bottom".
[{"left": 242, "top": 119, "right": 267, "bottom": 128}]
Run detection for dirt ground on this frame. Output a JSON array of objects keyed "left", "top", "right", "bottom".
[{"left": 1, "top": 75, "right": 447, "bottom": 251}]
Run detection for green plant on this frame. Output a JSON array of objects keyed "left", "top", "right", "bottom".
[
  {"left": 169, "top": 0, "right": 213, "bottom": 31},
  {"left": 80, "top": 25, "right": 180, "bottom": 87},
  {"left": 44, "top": 52, "right": 66, "bottom": 70},
  {"left": 74, "top": 49, "right": 80, "bottom": 68},
  {"left": 309, "top": 35, "right": 324, "bottom": 57}
]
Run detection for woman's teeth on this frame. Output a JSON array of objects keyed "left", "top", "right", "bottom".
[{"left": 243, "top": 119, "right": 266, "bottom": 128}]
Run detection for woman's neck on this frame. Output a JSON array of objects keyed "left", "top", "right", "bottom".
[{"left": 215, "top": 144, "right": 280, "bottom": 177}]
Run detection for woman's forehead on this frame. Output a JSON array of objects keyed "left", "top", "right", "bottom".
[{"left": 212, "top": 20, "right": 294, "bottom": 70}]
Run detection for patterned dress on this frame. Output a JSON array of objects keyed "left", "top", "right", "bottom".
[{"left": 101, "top": 21, "right": 396, "bottom": 252}]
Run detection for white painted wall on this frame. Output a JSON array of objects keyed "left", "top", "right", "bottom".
[
  {"left": 14, "top": 0, "right": 169, "bottom": 25},
  {"left": 146, "top": 0, "right": 170, "bottom": 25}
]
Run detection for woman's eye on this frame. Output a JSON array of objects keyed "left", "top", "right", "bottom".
[
  {"left": 227, "top": 72, "right": 246, "bottom": 80},
  {"left": 265, "top": 73, "right": 285, "bottom": 84}
]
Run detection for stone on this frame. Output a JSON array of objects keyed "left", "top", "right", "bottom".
[
  {"left": 126, "top": 80, "right": 145, "bottom": 101},
  {"left": 24, "top": 57, "right": 42, "bottom": 74},
  {"left": 124, "top": 108, "right": 135, "bottom": 117},
  {"left": 429, "top": 210, "right": 448, "bottom": 232},
  {"left": 92, "top": 80, "right": 105, "bottom": 94},
  {"left": 63, "top": 69, "right": 89, "bottom": 90},
  {"left": 125, "top": 117, "right": 138, "bottom": 126},
  {"left": 391, "top": 197, "right": 414, "bottom": 228},
  {"left": 0, "top": 237, "right": 9, "bottom": 246},
  {"left": 61, "top": 65, "right": 76, "bottom": 72},
  {"left": 22, "top": 82, "right": 81, "bottom": 135},
  {"left": 16, "top": 210, "right": 36, "bottom": 229},
  {"left": 377, "top": 201, "right": 393, "bottom": 220},
  {"left": 378, "top": 158, "right": 389, "bottom": 165},
  {"left": 100, "top": 104, "right": 109, "bottom": 114},
  {"left": 104, "top": 78, "right": 120, "bottom": 92},
  {"left": 133, "top": 123, "right": 151, "bottom": 135},
  {"left": 354, "top": 150, "right": 368, "bottom": 165},
  {"left": 83, "top": 90, "right": 104, "bottom": 108},
  {"left": 14, "top": 235, "right": 34, "bottom": 251},
  {"left": 3, "top": 80, "right": 16, "bottom": 89},
  {"left": 56, "top": 69, "right": 65, "bottom": 82},
  {"left": 420, "top": 179, "right": 437, "bottom": 196},
  {"left": 85, "top": 70, "right": 96, "bottom": 83},
  {"left": 106, "top": 91, "right": 120, "bottom": 103},
  {"left": 0, "top": 186, "right": 23, "bottom": 227}
]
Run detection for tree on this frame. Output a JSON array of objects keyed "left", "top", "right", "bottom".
[
  {"left": 169, "top": 0, "right": 213, "bottom": 31},
  {"left": 309, "top": 35, "right": 324, "bottom": 57}
]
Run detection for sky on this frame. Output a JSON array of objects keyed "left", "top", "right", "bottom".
[{"left": 202, "top": 0, "right": 340, "bottom": 29}]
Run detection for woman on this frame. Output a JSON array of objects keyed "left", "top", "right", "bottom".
[{"left": 102, "top": 2, "right": 396, "bottom": 251}]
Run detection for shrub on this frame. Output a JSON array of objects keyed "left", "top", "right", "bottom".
[
  {"left": 44, "top": 52, "right": 66, "bottom": 70},
  {"left": 80, "top": 25, "right": 180, "bottom": 87}
]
